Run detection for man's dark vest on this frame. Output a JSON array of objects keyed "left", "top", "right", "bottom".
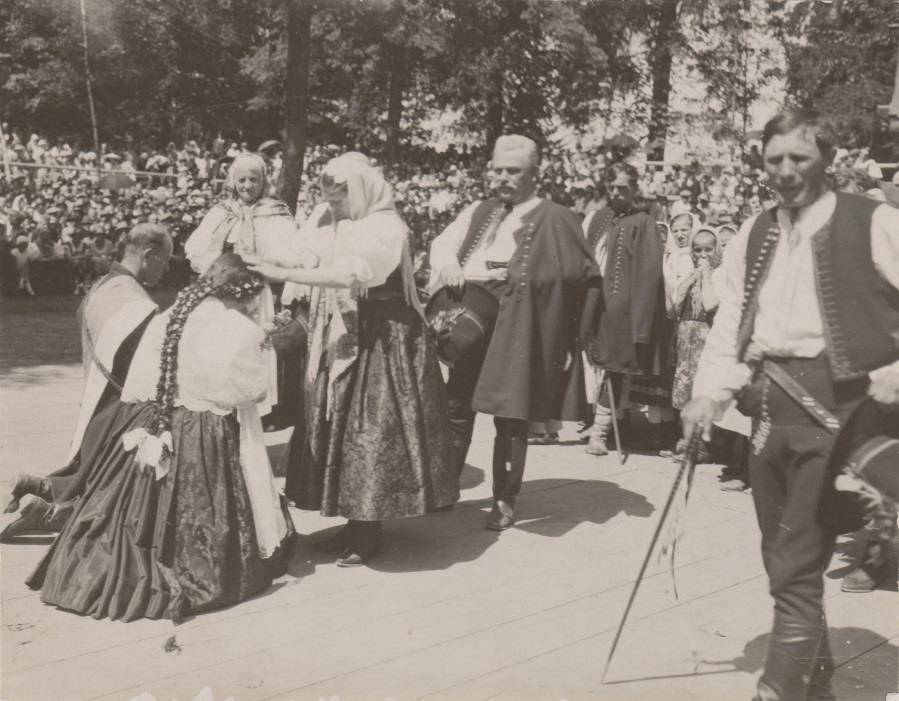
[
  {"left": 458, "top": 199, "right": 508, "bottom": 266},
  {"left": 737, "top": 192, "right": 899, "bottom": 380}
]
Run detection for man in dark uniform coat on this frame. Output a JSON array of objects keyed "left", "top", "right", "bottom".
[
  {"left": 684, "top": 109, "right": 899, "bottom": 701},
  {"left": 582, "top": 162, "right": 665, "bottom": 455},
  {"left": 429, "top": 135, "right": 599, "bottom": 530}
]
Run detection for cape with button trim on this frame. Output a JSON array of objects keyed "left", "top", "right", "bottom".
[
  {"left": 472, "top": 199, "right": 600, "bottom": 421},
  {"left": 584, "top": 205, "right": 664, "bottom": 375}
]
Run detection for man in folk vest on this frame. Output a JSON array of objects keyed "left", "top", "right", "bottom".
[
  {"left": 1, "top": 223, "right": 172, "bottom": 540},
  {"left": 429, "top": 135, "right": 599, "bottom": 530},
  {"left": 581, "top": 162, "right": 666, "bottom": 456},
  {"left": 683, "top": 109, "right": 899, "bottom": 701}
]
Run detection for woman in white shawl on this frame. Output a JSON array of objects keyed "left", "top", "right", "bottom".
[
  {"left": 185, "top": 152, "right": 300, "bottom": 416},
  {"left": 250, "top": 153, "right": 457, "bottom": 567}
]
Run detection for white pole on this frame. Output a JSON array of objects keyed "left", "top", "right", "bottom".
[{"left": 78, "top": 0, "right": 101, "bottom": 177}]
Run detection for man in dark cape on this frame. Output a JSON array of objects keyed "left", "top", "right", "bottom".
[
  {"left": 581, "top": 161, "right": 666, "bottom": 456},
  {"left": 1, "top": 224, "right": 172, "bottom": 540},
  {"left": 429, "top": 135, "right": 600, "bottom": 530}
]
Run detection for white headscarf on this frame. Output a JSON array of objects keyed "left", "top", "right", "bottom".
[{"left": 663, "top": 211, "right": 697, "bottom": 312}]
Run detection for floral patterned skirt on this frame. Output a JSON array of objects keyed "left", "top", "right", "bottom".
[
  {"left": 285, "top": 298, "right": 458, "bottom": 520},
  {"left": 28, "top": 400, "right": 289, "bottom": 622},
  {"left": 671, "top": 319, "right": 710, "bottom": 410}
]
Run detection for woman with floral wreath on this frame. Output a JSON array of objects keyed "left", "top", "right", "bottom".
[{"left": 28, "top": 253, "right": 293, "bottom": 622}]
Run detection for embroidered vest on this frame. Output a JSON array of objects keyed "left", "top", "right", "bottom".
[
  {"left": 458, "top": 199, "right": 508, "bottom": 266},
  {"left": 737, "top": 192, "right": 899, "bottom": 380}
]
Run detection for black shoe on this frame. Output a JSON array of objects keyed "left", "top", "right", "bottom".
[
  {"left": 336, "top": 522, "right": 382, "bottom": 567},
  {"left": 0, "top": 495, "right": 54, "bottom": 541},
  {"left": 4, "top": 474, "right": 53, "bottom": 514},
  {"left": 486, "top": 498, "right": 515, "bottom": 530}
]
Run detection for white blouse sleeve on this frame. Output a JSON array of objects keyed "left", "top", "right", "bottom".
[
  {"left": 185, "top": 206, "right": 231, "bottom": 274},
  {"left": 332, "top": 211, "right": 406, "bottom": 288},
  {"left": 255, "top": 210, "right": 302, "bottom": 267},
  {"left": 178, "top": 304, "right": 269, "bottom": 411}
]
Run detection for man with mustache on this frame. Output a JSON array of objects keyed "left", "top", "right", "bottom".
[{"left": 429, "top": 135, "right": 599, "bottom": 530}]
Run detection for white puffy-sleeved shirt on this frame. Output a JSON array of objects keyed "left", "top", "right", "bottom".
[
  {"left": 294, "top": 205, "right": 406, "bottom": 287},
  {"left": 692, "top": 191, "right": 899, "bottom": 409},
  {"left": 121, "top": 298, "right": 268, "bottom": 414}
]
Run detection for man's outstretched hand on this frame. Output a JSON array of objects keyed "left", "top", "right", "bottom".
[{"left": 681, "top": 396, "right": 719, "bottom": 443}]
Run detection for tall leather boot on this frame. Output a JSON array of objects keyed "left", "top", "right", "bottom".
[
  {"left": 487, "top": 432, "right": 511, "bottom": 530},
  {"left": 753, "top": 619, "right": 827, "bottom": 701},
  {"left": 487, "top": 428, "right": 527, "bottom": 531},
  {"left": 806, "top": 630, "right": 836, "bottom": 701}
]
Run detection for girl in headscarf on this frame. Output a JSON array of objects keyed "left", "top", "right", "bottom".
[
  {"left": 670, "top": 226, "right": 720, "bottom": 411},
  {"left": 29, "top": 254, "right": 293, "bottom": 621},
  {"left": 663, "top": 211, "right": 696, "bottom": 315},
  {"left": 249, "top": 153, "right": 457, "bottom": 567},
  {"left": 185, "top": 152, "right": 300, "bottom": 416}
]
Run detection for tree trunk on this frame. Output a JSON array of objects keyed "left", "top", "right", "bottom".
[
  {"left": 485, "top": 64, "right": 504, "bottom": 149},
  {"left": 647, "top": 0, "right": 679, "bottom": 162},
  {"left": 385, "top": 47, "right": 406, "bottom": 166},
  {"left": 277, "top": 0, "right": 315, "bottom": 216}
]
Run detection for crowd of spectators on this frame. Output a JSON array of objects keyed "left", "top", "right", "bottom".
[{"left": 1, "top": 124, "right": 894, "bottom": 297}]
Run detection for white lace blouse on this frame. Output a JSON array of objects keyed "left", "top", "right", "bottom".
[{"left": 121, "top": 298, "right": 268, "bottom": 414}]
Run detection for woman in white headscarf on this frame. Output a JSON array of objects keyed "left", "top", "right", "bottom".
[
  {"left": 185, "top": 152, "right": 300, "bottom": 416},
  {"left": 663, "top": 211, "right": 697, "bottom": 315},
  {"left": 249, "top": 152, "right": 457, "bottom": 567}
]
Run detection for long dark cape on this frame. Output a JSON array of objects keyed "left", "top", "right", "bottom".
[{"left": 472, "top": 200, "right": 600, "bottom": 422}]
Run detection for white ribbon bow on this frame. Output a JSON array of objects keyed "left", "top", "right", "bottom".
[{"left": 122, "top": 428, "right": 173, "bottom": 480}]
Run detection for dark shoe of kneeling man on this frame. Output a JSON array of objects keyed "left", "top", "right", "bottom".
[
  {"left": 841, "top": 541, "right": 895, "bottom": 593},
  {"left": 0, "top": 495, "right": 54, "bottom": 542}
]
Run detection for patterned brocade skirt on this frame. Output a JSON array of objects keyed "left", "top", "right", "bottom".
[
  {"left": 285, "top": 298, "right": 458, "bottom": 520},
  {"left": 671, "top": 319, "right": 710, "bottom": 410},
  {"left": 28, "top": 400, "right": 290, "bottom": 622}
]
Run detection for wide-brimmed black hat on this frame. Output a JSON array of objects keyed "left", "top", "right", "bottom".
[
  {"left": 425, "top": 282, "right": 499, "bottom": 365},
  {"left": 829, "top": 398, "right": 899, "bottom": 505}
]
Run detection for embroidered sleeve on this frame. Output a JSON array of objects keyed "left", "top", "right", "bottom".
[{"left": 185, "top": 206, "right": 231, "bottom": 274}]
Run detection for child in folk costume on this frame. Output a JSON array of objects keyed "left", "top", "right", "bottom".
[
  {"left": 29, "top": 254, "right": 292, "bottom": 622},
  {"left": 185, "top": 152, "right": 301, "bottom": 416},
  {"left": 671, "top": 227, "right": 721, "bottom": 410},
  {"left": 663, "top": 211, "right": 697, "bottom": 315},
  {"left": 249, "top": 153, "right": 457, "bottom": 567}
]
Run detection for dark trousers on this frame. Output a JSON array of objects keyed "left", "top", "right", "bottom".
[{"left": 749, "top": 355, "right": 867, "bottom": 701}]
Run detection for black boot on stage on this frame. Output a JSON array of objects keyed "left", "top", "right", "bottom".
[
  {"left": 753, "top": 620, "right": 829, "bottom": 701},
  {"left": 487, "top": 433, "right": 527, "bottom": 531},
  {"left": 337, "top": 520, "right": 382, "bottom": 568}
]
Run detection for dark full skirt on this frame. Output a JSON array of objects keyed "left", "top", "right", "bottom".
[
  {"left": 28, "top": 400, "right": 288, "bottom": 622},
  {"left": 285, "top": 298, "right": 458, "bottom": 520}
]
